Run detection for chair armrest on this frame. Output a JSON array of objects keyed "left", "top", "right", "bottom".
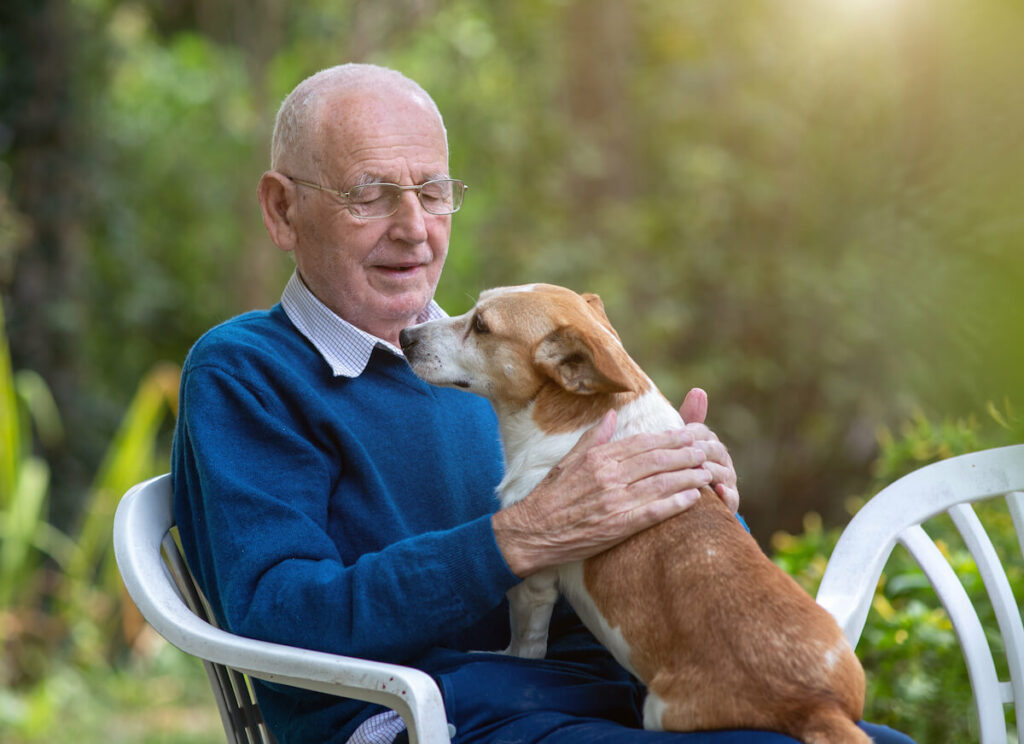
[
  {"left": 816, "top": 530, "right": 896, "bottom": 647},
  {"left": 164, "top": 608, "right": 450, "bottom": 744},
  {"left": 113, "top": 476, "right": 451, "bottom": 744}
]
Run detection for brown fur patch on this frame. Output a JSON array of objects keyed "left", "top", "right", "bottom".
[{"left": 583, "top": 490, "right": 866, "bottom": 739}]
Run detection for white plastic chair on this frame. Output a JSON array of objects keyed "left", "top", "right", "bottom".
[
  {"left": 112, "top": 474, "right": 453, "bottom": 744},
  {"left": 816, "top": 443, "right": 1024, "bottom": 744}
]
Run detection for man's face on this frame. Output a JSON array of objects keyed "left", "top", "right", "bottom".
[{"left": 288, "top": 88, "right": 451, "bottom": 345}]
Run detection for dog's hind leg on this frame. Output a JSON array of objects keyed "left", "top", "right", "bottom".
[
  {"left": 800, "top": 709, "right": 872, "bottom": 744},
  {"left": 504, "top": 569, "right": 559, "bottom": 659},
  {"left": 642, "top": 691, "right": 670, "bottom": 731}
]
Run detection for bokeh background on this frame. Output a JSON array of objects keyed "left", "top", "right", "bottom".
[{"left": 1, "top": 1, "right": 1022, "bottom": 741}]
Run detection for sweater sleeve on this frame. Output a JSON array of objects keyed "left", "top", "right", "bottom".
[{"left": 173, "top": 359, "right": 519, "bottom": 665}]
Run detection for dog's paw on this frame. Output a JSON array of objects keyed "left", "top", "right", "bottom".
[
  {"left": 467, "top": 648, "right": 511, "bottom": 656},
  {"left": 466, "top": 644, "right": 545, "bottom": 659},
  {"left": 502, "top": 640, "right": 548, "bottom": 659}
]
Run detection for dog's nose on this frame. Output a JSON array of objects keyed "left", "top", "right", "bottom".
[{"left": 399, "top": 328, "right": 417, "bottom": 352}]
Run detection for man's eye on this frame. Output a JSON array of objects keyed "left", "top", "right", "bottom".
[
  {"left": 472, "top": 314, "right": 490, "bottom": 334},
  {"left": 349, "top": 184, "right": 390, "bottom": 203}
]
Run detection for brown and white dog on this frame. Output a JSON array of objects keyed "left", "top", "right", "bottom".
[{"left": 400, "top": 283, "right": 867, "bottom": 743}]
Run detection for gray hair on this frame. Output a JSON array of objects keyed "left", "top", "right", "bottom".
[{"left": 269, "top": 63, "right": 447, "bottom": 174}]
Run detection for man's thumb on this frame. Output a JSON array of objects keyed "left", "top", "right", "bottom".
[{"left": 680, "top": 387, "right": 708, "bottom": 424}]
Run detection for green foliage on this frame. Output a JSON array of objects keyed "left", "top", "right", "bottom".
[
  {"left": 772, "top": 403, "right": 1024, "bottom": 742},
  {"left": 82, "top": 8, "right": 279, "bottom": 404},
  {"left": 0, "top": 302, "right": 71, "bottom": 612},
  {"left": 0, "top": 640, "right": 221, "bottom": 744},
  {"left": 1, "top": 303, "right": 179, "bottom": 696},
  {"left": 872, "top": 401, "right": 1019, "bottom": 483},
  {"left": 70, "top": 363, "right": 180, "bottom": 594},
  {"left": 60, "top": 363, "right": 180, "bottom": 670}
]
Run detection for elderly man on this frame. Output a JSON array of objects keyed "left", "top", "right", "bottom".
[{"left": 172, "top": 64, "right": 912, "bottom": 744}]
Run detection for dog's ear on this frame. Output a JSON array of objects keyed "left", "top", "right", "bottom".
[
  {"left": 534, "top": 326, "right": 634, "bottom": 395},
  {"left": 581, "top": 293, "right": 607, "bottom": 318},
  {"left": 581, "top": 293, "right": 622, "bottom": 341}
]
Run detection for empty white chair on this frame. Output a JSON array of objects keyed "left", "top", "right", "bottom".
[{"left": 817, "top": 443, "right": 1024, "bottom": 744}]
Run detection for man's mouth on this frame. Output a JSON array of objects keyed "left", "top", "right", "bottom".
[
  {"left": 377, "top": 262, "right": 423, "bottom": 274},
  {"left": 373, "top": 265, "right": 421, "bottom": 282}
]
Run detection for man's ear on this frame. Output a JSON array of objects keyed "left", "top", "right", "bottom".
[
  {"left": 533, "top": 326, "right": 634, "bottom": 395},
  {"left": 257, "top": 171, "right": 299, "bottom": 252}
]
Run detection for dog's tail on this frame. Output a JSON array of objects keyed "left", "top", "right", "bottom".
[{"left": 800, "top": 708, "right": 873, "bottom": 744}]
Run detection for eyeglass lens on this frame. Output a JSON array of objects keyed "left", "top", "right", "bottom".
[{"left": 347, "top": 180, "right": 462, "bottom": 217}]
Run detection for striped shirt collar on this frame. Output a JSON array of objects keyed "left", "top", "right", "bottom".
[{"left": 280, "top": 270, "right": 446, "bottom": 378}]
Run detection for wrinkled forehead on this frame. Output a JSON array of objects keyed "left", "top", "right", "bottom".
[{"left": 313, "top": 87, "right": 449, "bottom": 177}]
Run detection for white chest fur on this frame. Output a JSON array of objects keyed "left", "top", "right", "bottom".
[
  {"left": 497, "top": 390, "right": 682, "bottom": 673},
  {"left": 497, "top": 389, "right": 682, "bottom": 506}
]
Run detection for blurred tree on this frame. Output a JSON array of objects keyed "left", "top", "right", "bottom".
[{"left": 0, "top": 0, "right": 94, "bottom": 521}]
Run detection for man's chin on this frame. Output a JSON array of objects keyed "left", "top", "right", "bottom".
[{"left": 374, "top": 293, "right": 433, "bottom": 327}]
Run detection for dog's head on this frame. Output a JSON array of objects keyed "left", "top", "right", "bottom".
[{"left": 400, "top": 284, "right": 648, "bottom": 415}]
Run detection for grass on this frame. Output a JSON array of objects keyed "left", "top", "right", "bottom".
[{"left": 1, "top": 632, "right": 223, "bottom": 744}]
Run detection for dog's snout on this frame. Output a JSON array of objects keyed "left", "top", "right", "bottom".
[{"left": 399, "top": 328, "right": 418, "bottom": 353}]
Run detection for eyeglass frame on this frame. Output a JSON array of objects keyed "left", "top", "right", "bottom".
[{"left": 283, "top": 174, "right": 467, "bottom": 219}]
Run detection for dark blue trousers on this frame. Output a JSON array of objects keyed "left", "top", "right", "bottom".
[{"left": 414, "top": 656, "right": 915, "bottom": 744}]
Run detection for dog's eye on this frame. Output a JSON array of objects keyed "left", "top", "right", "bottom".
[{"left": 472, "top": 313, "right": 490, "bottom": 334}]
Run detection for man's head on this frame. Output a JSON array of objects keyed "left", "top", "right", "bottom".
[{"left": 258, "top": 64, "right": 453, "bottom": 345}]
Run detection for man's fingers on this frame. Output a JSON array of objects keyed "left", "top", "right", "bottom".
[
  {"left": 632, "top": 465, "right": 712, "bottom": 501},
  {"left": 679, "top": 387, "right": 708, "bottom": 425},
  {"left": 684, "top": 421, "right": 720, "bottom": 443},
  {"left": 624, "top": 488, "right": 703, "bottom": 532},
  {"left": 596, "top": 427, "right": 696, "bottom": 465},
  {"left": 715, "top": 483, "right": 741, "bottom": 514},
  {"left": 613, "top": 441, "right": 708, "bottom": 487},
  {"left": 700, "top": 459, "right": 733, "bottom": 483},
  {"left": 693, "top": 439, "right": 732, "bottom": 470}
]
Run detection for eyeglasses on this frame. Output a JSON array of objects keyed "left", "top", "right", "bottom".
[{"left": 285, "top": 175, "right": 467, "bottom": 219}]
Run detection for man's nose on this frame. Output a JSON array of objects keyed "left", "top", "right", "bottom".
[{"left": 388, "top": 189, "right": 429, "bottom": 243}]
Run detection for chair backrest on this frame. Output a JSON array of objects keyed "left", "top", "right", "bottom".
[
  {"left": 163, "top": 529, "right": 277, "bottom": 743},
  {"left": 118, "top": 474, "right": 277, "bottom": 743},
  {"left": 817, "top": 443, "right": 1024, "bottom": 744}
]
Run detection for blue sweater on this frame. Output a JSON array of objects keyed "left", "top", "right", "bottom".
[{"left": 172, "top": 305, "right": 635, "bottom": 743}]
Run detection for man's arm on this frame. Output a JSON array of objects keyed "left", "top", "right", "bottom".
[{"left": 174, "top": 360, "right": 517, "bottom": 664}]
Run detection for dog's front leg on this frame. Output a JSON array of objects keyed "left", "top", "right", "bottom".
[{"left": 503, "top": 568, "right": 559, "bottom": 659}]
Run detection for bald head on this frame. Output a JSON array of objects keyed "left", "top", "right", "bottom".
[{"left": 270, "top": 64, "right": 447, "bottom": 177}]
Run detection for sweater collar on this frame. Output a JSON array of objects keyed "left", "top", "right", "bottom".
[{"left": 280, "top": 270, "right": 446, "bottom": 378}]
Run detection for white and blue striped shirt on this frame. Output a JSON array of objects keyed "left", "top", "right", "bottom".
[{"left": 281, "top": 270, "right": 446, "bottom": 378}]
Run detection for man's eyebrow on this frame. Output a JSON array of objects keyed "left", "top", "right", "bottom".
[
  {"left": 352, "top": 171, "right": 451, "bottom": 186},
  {"left": 353, "top": 172, "right": 383, "bottom": 187}
]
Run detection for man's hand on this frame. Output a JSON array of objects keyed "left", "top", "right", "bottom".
[
  {"left": 679, "top": 387, "right": 740, "bottom": 513},
  {"left": 493, "top": 388, "right": 741, "bottom": 578},
  {"left": 493, "top": 410, "right": 712, "bottom": 578}
]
